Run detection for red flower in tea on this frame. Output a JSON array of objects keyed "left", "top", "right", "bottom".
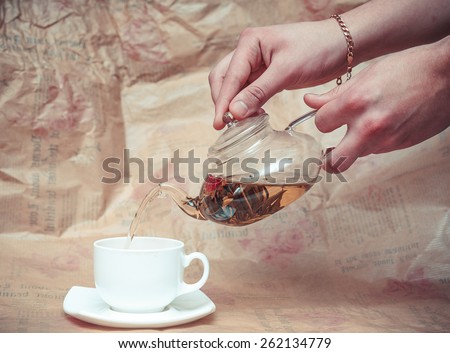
[{"left": 204, "top": 174, "right": 223, "bottom": 193}]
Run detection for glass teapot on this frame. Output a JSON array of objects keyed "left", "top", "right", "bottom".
[{"left": 129, "top": 110, "right": 322, "bottom": 234}]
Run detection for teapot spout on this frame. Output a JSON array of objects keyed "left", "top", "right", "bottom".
[
  {"left": 128, "top": 183, "right": 206, "bottom": 237},
  {"left": 158, "top": 183, "right": 207, "bottom": 221}
]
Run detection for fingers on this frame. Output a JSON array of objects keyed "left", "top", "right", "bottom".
[
  {"left": 304, "top": 84, "right": 351, "bottom": 133},
  {"left": 211, "top": 32, "right": 264, "bottom": 129},
  {"left": 323, "top": 126, "right": 370, "bottom": 173},
  {"left": 304, "top": 81, "right": 375, "bottom": 173},
  {"left": 209, "top": 51, "right": 234, "bottom": 104},
  {"left": 209, "top": 52, "right": 235, "bottom": 130},
  {"left": 227, "top": 64, "right": 286, "bottom": 118},
  {"left": 210, "top": 63, "right": 266, "bottom": 129},
  {"left": 210, "top": 28, "right": 288, "bottom": 129}
]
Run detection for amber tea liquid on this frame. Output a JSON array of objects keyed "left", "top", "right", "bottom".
[{"left": 198, "top": 179, "right": 311, "bottom": 226}]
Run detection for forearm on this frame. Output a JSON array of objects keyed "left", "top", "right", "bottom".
[{"left": 341, "top": 0, "right": 450, "bottom": 64}]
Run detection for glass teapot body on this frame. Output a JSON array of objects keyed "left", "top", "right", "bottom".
[
  {"left": 129, "top": 112, "right": 322, "bottom": 234},
  {"left": 195, "top": 113, "right": 322, "bottom": 225}
]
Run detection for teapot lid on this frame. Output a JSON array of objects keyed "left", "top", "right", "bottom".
[{"left": 208, "top": 113, "right": 270, "bottom": 162}]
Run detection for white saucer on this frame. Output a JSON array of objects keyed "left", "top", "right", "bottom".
[{"left": 63, "top": 286, "right": 216, "bottom": 328}]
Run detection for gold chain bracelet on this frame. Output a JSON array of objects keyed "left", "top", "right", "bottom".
[{"left": 331, "top": 14, "right": 354, "bottom": 85}]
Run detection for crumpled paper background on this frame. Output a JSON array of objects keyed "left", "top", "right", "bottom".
[{"left": 0, "top": 0, "right": 449, "bottom": 332}]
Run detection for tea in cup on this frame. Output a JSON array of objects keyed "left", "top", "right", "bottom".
[{"left": 94, "top": 236, "right": 210, "bottom": 313}]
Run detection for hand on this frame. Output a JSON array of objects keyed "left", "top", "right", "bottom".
[
  {"left": 304, "top": 36, "right": 450, "bottom": 173},
  {"left": 209, "top": 20, "right": 348, "bottom": 129}
]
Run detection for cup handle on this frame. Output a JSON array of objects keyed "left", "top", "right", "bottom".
[{"left": 178, "top": 252, "right": 210, "bottom": 296}]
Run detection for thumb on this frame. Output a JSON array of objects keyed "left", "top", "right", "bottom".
[
  {"left": 304, "top": 83, "right": 347, "bottom": 109},
  {"left": 228, "top": 65, "right": 285, "bottom": 119}
]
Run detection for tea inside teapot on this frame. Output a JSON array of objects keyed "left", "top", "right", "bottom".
[{"left": 195, "top": 174, "right": 312, "bottom": 226}]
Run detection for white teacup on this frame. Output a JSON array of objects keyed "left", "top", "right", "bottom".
[{"left": 94, "top": 236, "right": 210, "bottom": 313}]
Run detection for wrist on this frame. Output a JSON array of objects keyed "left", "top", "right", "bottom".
[
  {"left": 336, "top": 0, "right": 450, "bottom": 63},
  {"left": 330, "top": 14, "right": 354, "bottom": 85},
  {"left": 304, "top": 18, "right": 355, "bottom": 85}
]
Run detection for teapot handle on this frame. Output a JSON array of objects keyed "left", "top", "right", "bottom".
[{"left": 285, "top": 110, "right": 317, "bottom": 131}]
